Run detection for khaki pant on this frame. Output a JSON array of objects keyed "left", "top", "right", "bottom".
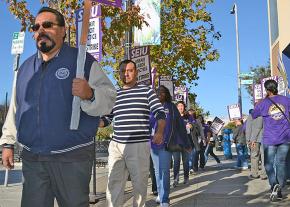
[
  {"left": 250, "top": 142, "right": 266, "bottom": 178},
  {"left": 106, "top": 141, "right": 150, "bottom": 207}
]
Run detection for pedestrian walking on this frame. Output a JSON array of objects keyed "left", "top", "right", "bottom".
[
  {"left": 150, "top": 85, "right": 191, "bottom": 207},
  {"left": 101, "top": 60, "right": 166, "bottom": 207},
  {"left": 233, "top": 119, "right": 249, "bottom": 170},
  {"left": 204, "top": 130, "right": 221, "bottom": 165},
  {"left": 0, "top": 7, "right": 116, "bottom": 207},
  {"left": 252, "top": 79, "right": 290, "bottom": 202},
  {"left": 172, "top": 101, "right": 192, "bottom": 187},
  {"left": 245, "top": 109, "right": 267, "bottom": 180}
]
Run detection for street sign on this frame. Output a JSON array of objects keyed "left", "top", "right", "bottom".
[
  {"left": 11, "top": 32, "right": 25, "bottom": 55},
  {"left": 239, "top": 72, "right": 254, "bottom": 78},
  {"left": 241, "top": 79, "right": 253, "bottom": 85}
]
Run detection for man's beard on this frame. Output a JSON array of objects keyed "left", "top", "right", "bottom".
[{"left": 36, "top": 34, "right": 56, "bottom": 53}]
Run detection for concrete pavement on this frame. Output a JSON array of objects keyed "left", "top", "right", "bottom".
[{"left": 1, "top": 153, "right": 290, "bottom": 207}]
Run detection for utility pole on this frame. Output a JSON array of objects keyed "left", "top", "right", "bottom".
[
  {"left": 231, "top": 3, "right": 242, "bottom": 116},
  {"left": 124, "top": 0, "right": 133, "bottom": 60}
]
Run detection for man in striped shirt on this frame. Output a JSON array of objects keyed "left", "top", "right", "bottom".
[{"left": 101, "top": 60, "right": 166, "bottom": 207}]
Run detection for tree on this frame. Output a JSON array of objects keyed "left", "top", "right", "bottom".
[
  {"left": 244, "top": 63, "right": 271, "bottom": 104},
  {"left": 188, "top": 92, "right": 210, "bottom": 118},
  {"left": 4, "top": 0, "right": 220, "bottom": 87}
]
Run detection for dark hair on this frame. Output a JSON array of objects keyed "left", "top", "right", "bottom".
[
  {"left": 249, "top": 109, "right": 253, "bottom": 114},
  {"left": 157, "top": 85, "right": 172, "bottom": 102},
  {"left": 119, "top": 59, "right": 137, "bottom": 73},
  {"left": 37, "top": 7, "right": 65, "bottom": 26},
  {"left": 264, "top": 79, "right": 278, "bottom": 95},
  {"left": 176, "top": 101, "right": 190, "bottom": 119}
]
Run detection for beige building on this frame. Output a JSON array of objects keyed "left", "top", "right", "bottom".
[{"left": 267, "top": 0, "right": 290, "bottom": 76}]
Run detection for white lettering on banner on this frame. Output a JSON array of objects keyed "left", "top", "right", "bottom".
[{"left": 130, "top": 47, "right": 148, "bottom": 58}]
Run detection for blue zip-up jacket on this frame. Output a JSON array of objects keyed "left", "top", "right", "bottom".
[
  {"left": 16, "top": 44, "right": 100, "bottom": 154},
  {"left": 150, "top": 102, "right": 191, "bottom": 150}
]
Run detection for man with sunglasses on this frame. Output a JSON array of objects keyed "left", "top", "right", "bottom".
[{"left": 0, "top": 7, "right": 116, "bottom": 207}]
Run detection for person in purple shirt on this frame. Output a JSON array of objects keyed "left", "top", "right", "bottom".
[
  {"left": 252, "top": 79, "right": 290, "bottom": 202},
  {"left": 150, "top": 86, "right": 191, "bottom": 207}
]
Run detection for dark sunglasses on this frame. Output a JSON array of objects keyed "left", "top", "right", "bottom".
[{"left": 31, "top": 21, "right": 61, "bottom": 32}]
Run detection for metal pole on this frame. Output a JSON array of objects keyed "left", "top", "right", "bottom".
[
  {"left": 124, "top": 0, "right": 132, "bottom": 60},
  {"left": 233, "top": 3, "right": 242, "bottom": 116}
]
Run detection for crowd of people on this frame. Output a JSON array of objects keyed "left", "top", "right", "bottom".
[{"left": 0, "top": 6, "right": 290, "bottom": 207}]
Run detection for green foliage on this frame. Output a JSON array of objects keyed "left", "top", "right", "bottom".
[
  {"left": 223, "top": 121, "right": 235, "bottom": 130},
  {"left": 244, "top": 63, "right": 271, "bottom": 104},
  {"left": 96, "top": 125, "right": 113, "bottom": 140},
  {"left": 4, "top": 0, "right": 220, "bottom": 88}
]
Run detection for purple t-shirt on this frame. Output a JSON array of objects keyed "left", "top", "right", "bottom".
[{"left": 252, "top": 95, "right": 290, "bottom": 145}]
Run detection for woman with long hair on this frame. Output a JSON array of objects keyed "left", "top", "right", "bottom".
[{"left": 150, "top": 86, "right": 190, "bottom": 207}]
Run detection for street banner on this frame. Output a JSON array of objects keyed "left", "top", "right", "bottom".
[
  {"left": 159, "top": 75, "right": 174, "bottom": 98},
  {"left": 174, "top": 86, "right": 188, "bottom": 104},
  {"left": 210, "top": 117, "right": 225, "bottom": 135},
  {"left": 92, "top": 0, "right": 121, "bottom": 7},
  {"left": 134, "top": 0, "right": 161, "bottom": 46},
  {"left": 227, "top": 104, "right": 241, "bottom": 120},
  {"left": 76, "top": 5, "right": 102, "bottom": 61},
  {"left": 11, "top": 32, "right": 25, "bottom": 55},
  {"left": 129, "top": 46, "right": 152, "bottom": 85},
  {"left": 253, "top": 84, "right": 263, "bottom": 103}
]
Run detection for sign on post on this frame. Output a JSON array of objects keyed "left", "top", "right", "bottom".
[
  {"left": 174, "top": 86, "right": 188, "bottom": 104},
  {"left": 253, "top": 84, "right": 262, "bottom": 103},
  {"left": 76, "top": 5, "right": 102, "bottom": 61},
  {"left": 241, "top": 79, "right": 253, "bottom": 85},
  {"left": 159, "top": 76, "right": 174, "bottom": 98},
  {"left": 210, "top": 117, "right": 225, "bottom": 135},
  {"left": 11, "top": 32, "right": 25, "bottom": 55},
  {"left": 129, "top": 46, "right": 152, "bottom": 85},
  {"left": 227, "top": 104, "right": 242, "bottom": 120}
]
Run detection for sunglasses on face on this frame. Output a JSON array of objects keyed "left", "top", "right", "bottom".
[{"left": 31, "top": 21, "right": 61, "bottom": 32}]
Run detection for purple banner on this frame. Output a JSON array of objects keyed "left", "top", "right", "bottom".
[{"left": 92, "top": 0, "right": 122, "bottom": 7}]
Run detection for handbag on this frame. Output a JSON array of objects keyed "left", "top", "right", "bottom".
[
  {"left": 267, "top": 97, "right": 290, "bottom": 123},
  {"left": 165, "top": 104, "right": 183, "bottom": 152}
]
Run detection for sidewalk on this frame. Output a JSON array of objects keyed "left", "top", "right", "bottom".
[{"left": 1, "top": 153, "right": 290, "bottom": 207}]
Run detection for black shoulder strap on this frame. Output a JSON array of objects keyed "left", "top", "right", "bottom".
[{"left": 267, "top": 97, "right": 290, "bottom": 123}]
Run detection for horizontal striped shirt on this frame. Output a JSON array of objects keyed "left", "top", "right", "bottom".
[{"left": 104, "top": 84, "right": 165, "bottom": 144}]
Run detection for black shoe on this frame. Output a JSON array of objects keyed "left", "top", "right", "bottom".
[
  {"left": 152, "top": 191, "right": 158, "bottom": 196},
  {"left": 277, "top": 190, "right": 283, "bottom": 200}
]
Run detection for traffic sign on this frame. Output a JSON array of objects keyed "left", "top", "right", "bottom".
[{"left": 11, "top": 32, "right": 25, "bottom": 55}]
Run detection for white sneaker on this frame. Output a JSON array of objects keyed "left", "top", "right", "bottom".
[
  {"left": 160, "top": 203, "right": 169, "bottom": 207},
  {"left": 155, "top": 196, "right": 160, "bottom": 204}
]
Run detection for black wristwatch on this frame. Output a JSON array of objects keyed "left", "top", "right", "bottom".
[{"left": 2, "top": 144, "right": 14, "bottom": 149}]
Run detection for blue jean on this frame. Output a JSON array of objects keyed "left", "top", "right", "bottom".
[
  {"left": 151, "top": 148, "right": 172, "bottom": 204},
  {"left": 189, "top": 146, "right": 197, "bottom": 171},
  {"left": 172, "top": 151, "right": 189, "bottom": 181},
  {"left": 264, "top": 143, "right": 290, "bottom": 188},
  {"left": 236, "top": 144, "right": 248, "bottom": 168},
  {"left": 204, "top": 144, "right": 220, "bottom": 164}
]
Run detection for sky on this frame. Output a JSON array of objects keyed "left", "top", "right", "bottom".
[{"left": 0, "top": 0, "right": 269, "bottom": 120}]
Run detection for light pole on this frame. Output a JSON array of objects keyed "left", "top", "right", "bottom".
[{"left": 230, "top": 3, "right": 242, "bottom": 116}]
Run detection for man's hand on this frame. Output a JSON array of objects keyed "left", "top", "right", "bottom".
[
  {"left": 2, "top": 148, "right": 14, "bottom": 169},
  {"left": 72, "top": 78, "right": 93, "bottom": 100},
  {"left": 152, "top": 132, "right": 163, "bottom": 145}
]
